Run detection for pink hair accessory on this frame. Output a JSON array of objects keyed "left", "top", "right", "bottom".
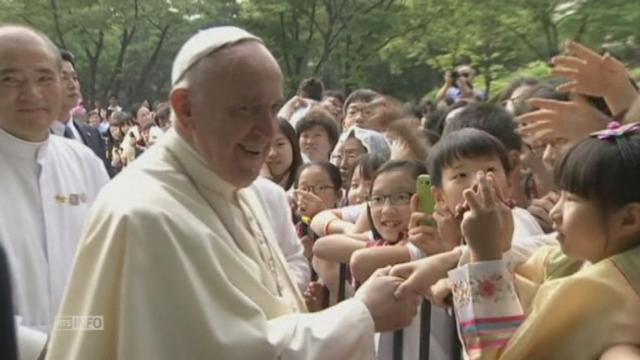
[{"left": 590, "top": 121, "right": 640, "bottom": 140}]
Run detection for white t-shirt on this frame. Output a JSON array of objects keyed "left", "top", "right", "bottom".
[{"left": 341, "top": 203, "right": 365, "bottom": 223}]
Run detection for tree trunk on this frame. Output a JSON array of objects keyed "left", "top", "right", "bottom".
[
  {"left": 82, "top": 30, "right": 104, "bottom": 107},
  {"left": 130, "top": 24, "right": 171, "bottom": 103},
  {"left": 102, "top": 26, "right": 136, "bottom": 101}
]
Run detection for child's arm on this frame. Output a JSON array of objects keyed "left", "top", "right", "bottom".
[
  {"left": 350, "top": 207, "right": 372, "bottom": 234},
  {"left": 312, "top": 234, "right": 367, "bottom": 263},
  {"left": 350, "top": 245, "right": 411, "bottom": 284},
  {"left": 310, "top": 209, "right": 356, "bottom": 236}
]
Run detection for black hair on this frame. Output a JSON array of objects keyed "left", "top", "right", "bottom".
[
  {"left": 343, "top": 89, "right": 379, "bottom": 114},
  {"left": 347, "top": 153, "right": 388, "bottom": 185},
  {"left": 298, "top": 77, "right": 324, "bottom": 101},
  {"left": 428, "top": 128, "right": 512, "bottom": 187},
  {"left": 129, "top": 103, "right": 142, "bottom": 119},
  {"left": 404, "top": 102, "right": 423, "bottom": 119},
  {"left": 110, "top": 110, "right": 133, "bottom": 127},
  {"left": 294, "top": 161, "right": 342, "bottom": 191},
  {"left": 59, "top": 49, "right": 75, "bottom": 69},
  {"left": 555, "top": 130, "right": 640, "bottom": 212},
  {"left": 88, "top": 109, "right": 102, "bottom": 121},
  {"left": 423, "top": 108, "right": 448, "bottom": 146},
  {"left": 295, "top": 108, "right": 340, "bottom": 149},
  {"left": 277, "top": 119, "right": 304, "bottom": 190},
  {"left": 371, "top": 160, "right": 427, "bottom": 192},
  {"left": 444, "top": 102, "right": 523, "bottom": 152},
  {"left": 322, "top": 90, "right": 345, "bottom": 104},
  {"left": 155, "top": 102, "right": 171, "bottom": 122}
]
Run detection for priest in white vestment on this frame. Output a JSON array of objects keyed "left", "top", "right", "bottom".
[
  {"left": 46, "top": 27, "right": 419, "bottom": 360},
  {"left": 0, "top": 26, "right": 109, "bottom": 359}
]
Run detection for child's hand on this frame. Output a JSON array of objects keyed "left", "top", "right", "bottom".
[
  {"left": 430, "top": 278, "right": 453, "bottom": 308},
  {"left": 389, "top": 256, "right": 448, "bottom": 299},
  {"left": 387, "top": 118, "right": 427, "bottom": 161},
  {"left": 277, "top": 95, "right": 310, "bottom": 121},
  {"left": 300, "top": 234, "right": 313, "bottom": 259},
  {"left": 303, "top": 282, "right": 327, "bottom": 312},
  {"left": 295, "top": 190, "right": 326, "bottom": 218},
  {"left": 433, "top": 202, "right": 462, "bottom": 249},
  {"left": 527, "top": 191, "right": 560, "bottom": 233},
  {"left": 461, "top": 171, "right": 514, "bottom": 262},
  {"left": 517, "top": 96, "right": 609, "bottom": 144},
  {"left": 407, "top": 195, "right": 455, "bottom": 255}
]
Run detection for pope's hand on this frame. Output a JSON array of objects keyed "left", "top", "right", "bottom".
[{"left": 355, "top": 268, "right": 419, "bottom": 332}]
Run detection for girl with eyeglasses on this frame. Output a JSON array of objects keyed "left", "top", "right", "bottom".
[{"left": 310, "top": 161, "right": 425, "bottom": 297}]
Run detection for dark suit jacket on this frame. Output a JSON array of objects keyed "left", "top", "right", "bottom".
[
  {"left": 73, "top": 121, "right": 113, "bottom": 177},
  {"left": 0, "top": 246, "right": 17, "bottom": 360}
]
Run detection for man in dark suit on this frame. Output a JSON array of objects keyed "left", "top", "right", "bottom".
[
  {"left": 0, "top": 245, "right": 17, "bottom": 360},
  {"left": 50, "top": 49, "right": 112, "bottom": 175}
]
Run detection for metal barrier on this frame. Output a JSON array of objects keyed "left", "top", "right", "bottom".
[
  {"left": 419, "top": 300, "right": 431, "bottom": 360},
  {"left": 309, "top": 240, "right": 463, "bottom": 360}
]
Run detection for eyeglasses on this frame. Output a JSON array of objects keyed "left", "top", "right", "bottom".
[
  {"left": 298, "top": 184, "right": 336, "bottom": 194},
  {"left": 368, "top": 192, "right": 413, "bottom": 207},
  {"left": 460, "top": 72, "right": 471, "bottom": 78}
]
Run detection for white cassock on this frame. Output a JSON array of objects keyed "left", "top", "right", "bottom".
[
  {"left": 46, "top": 129, "right": 375, "bottom": 360},
  {"left": 251, "top": 177, "right": 310, "bottom": 292},
  {"left": 0, "top": 128, "right": 108, "bottom": 356}
]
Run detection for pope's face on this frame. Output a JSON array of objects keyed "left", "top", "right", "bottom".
[
  {"left": 187, "top": 42, "right": 284, "bottom": 188},
  {"left": 0, "top": 31, "right": 62, "bottom": 141}
]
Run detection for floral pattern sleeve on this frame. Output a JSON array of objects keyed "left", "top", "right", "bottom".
[{"left": 448, "top": 260, "right": 525, "bottom": 358}]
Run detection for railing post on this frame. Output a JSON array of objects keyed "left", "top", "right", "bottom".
[
  {"left": 418, "top": 300, "right": 431, "bottom": 360},
  {"left": 393, "top": 329, "right": 403, "bottom": 360}
]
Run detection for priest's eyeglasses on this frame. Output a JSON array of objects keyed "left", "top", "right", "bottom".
[
  {"left": 298, "top": 184, "right": 336, "bottom": 195},
  {"left": 368, "top": 192, "right": 413, "bottom": 208}
]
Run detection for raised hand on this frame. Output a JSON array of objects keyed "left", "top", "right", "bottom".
[
  {"left": 387, "top": 118, "right": 428, "bottom": 162},
  {"left": 460, "top": 172, "right": 514, "bottom": 262},
  {"left": 433, "top": 202, "right": 462, "bottom": 250},
  {"left": 553, "top": 41, "right": 629, "bottom": 98},
  {"left": 527, "top": 190, "right": 560, "bottom": 233},
  {"left": 517, "top": 96, "right": 609, "bottom": 144},
  {"left": 365, "top": 96, "right": 407, "bottom": 132},
  {"left": 407, "top": 195, "right": 455, "bottom": 255},
  {"left": 295, "top": 190, "right": 327, "bottom": 218},
  {"left": 552, "top": 41, "right": 637, "bottom": 115}
]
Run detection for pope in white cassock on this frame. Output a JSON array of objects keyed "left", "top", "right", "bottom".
[
  {"left": 46, "top": 26, "right": 419, "bottom": 359},
  {"left": 0, "top": 25, "right": 109, "bottom": 359}
]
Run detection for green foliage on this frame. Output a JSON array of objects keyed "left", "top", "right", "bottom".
[{"left": 0, "top": 0, "right": 637, "bottom": 107}]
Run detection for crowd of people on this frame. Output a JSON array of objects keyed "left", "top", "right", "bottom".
[{"left": 1, "top": 23, "right": 639, "bottom": 360}]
